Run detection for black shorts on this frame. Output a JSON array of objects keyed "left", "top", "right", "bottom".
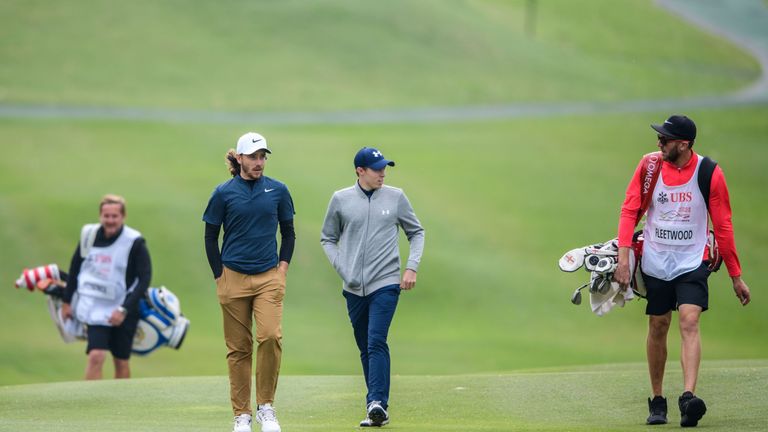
[
  {"left": 642, "top": 262, "right": 711, "bottom": 315},
  {"left": 86, "top": 315, "right": 139, "bottom": 360}
]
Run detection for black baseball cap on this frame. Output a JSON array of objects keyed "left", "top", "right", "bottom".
[
  {"left": 651, "top": 115, "right": 696, "bottom": 141},
  {"left": 354, "top": 147, "right": 395, "bottom": 170}
]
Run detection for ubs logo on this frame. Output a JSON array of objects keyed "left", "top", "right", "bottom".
[
  {"left": 657, "top": 192, "right": 669, "bottom": 204},
  {"left": 670, "top": 192, "right": 692, "bottom": 202}
]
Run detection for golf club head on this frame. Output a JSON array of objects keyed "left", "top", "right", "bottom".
[
  {"left": 590, "top": 275, "right": 607, "bottom": 293},
  {"left": 594, "top": 257, "right": 615, "bottom": 274},
  {"left": 584, "top": 254, "right": 600, "bottom": 271},
  {"left": 598, "top": 276, "right": 612, "bottom": 294},
  {"left": 571, "top": 289, "right": 582, "bottom": 305}
]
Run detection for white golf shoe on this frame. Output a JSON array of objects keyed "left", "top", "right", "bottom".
[
  {"left": 233, "top": 413, "right": 252, "bottom": 432},
  {"left": 360, "top": 401, "right": 389, "bottom": 427},
  {"left": 359, "top": 415, "right": 390, "bottom": 427},
  {"left": 255, "top": 404, "right": 281, "bottom": 432}
]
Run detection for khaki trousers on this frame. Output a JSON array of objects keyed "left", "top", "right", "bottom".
[{"left": 217, "top": 265, "right": 286, "bottom": 415}]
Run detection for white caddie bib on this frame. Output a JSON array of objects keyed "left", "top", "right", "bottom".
[
  {"left": 642, "top": 157, "right": 708, "bottom": 281},
  {"left": 75, "top": 225, "right": 141, "bottom": 326}
]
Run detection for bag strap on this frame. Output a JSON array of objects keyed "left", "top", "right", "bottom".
[
  {"left": 79, "top": 224, "right": 99, "bottom": 258},
  {"left": 696, "top": 155, "right": 720, "bottom": 271},
  {"left": 697, "top": 155, "right": 717, "bottom": 211},
  {"left": 637, "top": 151, "right": 662, "bottom": 222}
]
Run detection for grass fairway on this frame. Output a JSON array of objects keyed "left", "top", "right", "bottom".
[
  {"left": 1, "top": 360, "right": 766, "bottom": 431},
  {"left": 1, "top": 0, "right": 767, "bottom": 411},
  {"left": 0, "top": 108, "right": 768, "bottom": 384},
  {"left": 0, "top": 0, "right": 767, "bottom": 428},
  {"left": 1, "top": 107, "right": 767, "bottom": 385}
]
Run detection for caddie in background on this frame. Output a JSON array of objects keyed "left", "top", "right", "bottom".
[
  {"left": 203, "top": 132, "right": 295, "bottom": 432},
  {"left": 61, "top": 194, "right": 152, "bottom": 380},
  {"left": 613, "top": 114, "right": 751, "bottom": 428},
  {"left": 321, "top": 147, "right": 425, "bottom": 428}
]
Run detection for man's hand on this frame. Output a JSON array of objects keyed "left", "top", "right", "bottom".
[
  {"left": 278, "top": 261, "right": 289, "bottom": 276},
  {"left": 732, "top": 276, "right": 751, "bottom": 306},
  {"left": 61, "top": 302, "right": 73, "bottom": 320},
  {"left": 612, "top": 247, "right": 632, "bottom": 290},
  {"left": 109, "top": 307, "right": 127, "bottom": 326},
  {"left": 401, "top": 269, "right": 417, "bottom": 290}
]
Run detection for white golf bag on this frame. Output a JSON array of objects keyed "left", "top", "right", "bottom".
[
  {"left": 558, "top": 236, "right": 642, "bottom": 316},
  {"left": 559, "top": 230, "right": 721, "bottom": 316},
  {"left": 47, "top": 294, "right": 87, "bottom": 343}
]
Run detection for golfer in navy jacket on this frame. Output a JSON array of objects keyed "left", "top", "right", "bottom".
[
  {"left": 321, "top": 147, "right": 425, "bottom": 427},
  {"left": 204, "top": 132, "right": 295, "bottom": 432}
]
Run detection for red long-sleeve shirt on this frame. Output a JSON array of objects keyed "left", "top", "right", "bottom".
[{"left": 618, "top": 152, "right": 741, "bottom": 277}]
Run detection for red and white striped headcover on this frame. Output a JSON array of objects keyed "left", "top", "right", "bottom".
[{"left": 15, "top": 264, "right": 60, "bottom": 292}]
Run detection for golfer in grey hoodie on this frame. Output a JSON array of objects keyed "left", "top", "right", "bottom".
[{"left": 321, "top": 147, "right": 425, "bottom": 427}]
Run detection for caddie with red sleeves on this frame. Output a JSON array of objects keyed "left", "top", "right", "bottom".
[{"left": 613, "top": 115, "right": 751, "bottom": 428}]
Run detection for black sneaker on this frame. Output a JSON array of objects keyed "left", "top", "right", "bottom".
[
  {"left": 646, "top": 396, "right": 668, "bottom": 425},
  {"left": 679, "top": 391, "right": 707, "bottom": 427}
]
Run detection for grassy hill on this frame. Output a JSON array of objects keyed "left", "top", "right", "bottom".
[
  {"left": 0, "top": 0, "right": 766, "bottom": 386},
  {"left": 0, "top": 0, "right": 759, "bottom": 111},
  {"left": 1, "top": 360, "right": 767, "bottom": 431}
]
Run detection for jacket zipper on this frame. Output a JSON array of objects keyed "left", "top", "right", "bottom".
[{"left": 361, "top": 194, "right": 371, "bottom": 296}]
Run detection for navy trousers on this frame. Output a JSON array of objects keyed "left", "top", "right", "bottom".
[{"left": 343, "top": 284, "right": 401, "bottom": 408}]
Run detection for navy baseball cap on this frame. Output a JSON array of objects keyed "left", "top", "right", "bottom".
[
  {"left": 651, "top": 115, "right": 697, "bottom": 141},
  {"left": 354, "top": 147, "right": 395, "bottom": 170}
]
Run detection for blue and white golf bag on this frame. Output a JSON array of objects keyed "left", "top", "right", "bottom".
[
  {"left": 39, "top": 279, "right": 189, "bottom": 355},
  {"left": 132, "top": 287, "right": 190, "bottom": 355}
]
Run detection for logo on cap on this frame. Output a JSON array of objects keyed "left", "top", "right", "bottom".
[
  {"left": 236, "top": 132, "right": 270, "bottom": 155},
  {"left": 651, "top": 115, "right": 697, "bottom": 141},
  {"left": 354, "top": 147, "right": 395, "bottom": 170}
]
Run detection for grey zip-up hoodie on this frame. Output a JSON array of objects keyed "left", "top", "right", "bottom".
[{"left": 321, "top": 183, "right": 425, "bottom": 296}]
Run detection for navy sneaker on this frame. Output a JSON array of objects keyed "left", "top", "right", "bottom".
[
  {"left": 646, "top": 396, "right": 668, "bottom": 425},
  {"left": 679, "top": 391, "right": 707, "bottom": 427}
]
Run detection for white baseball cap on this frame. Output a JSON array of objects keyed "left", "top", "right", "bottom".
[{"left": 236, "top": 132, "right": 271, "bottom": 155}]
